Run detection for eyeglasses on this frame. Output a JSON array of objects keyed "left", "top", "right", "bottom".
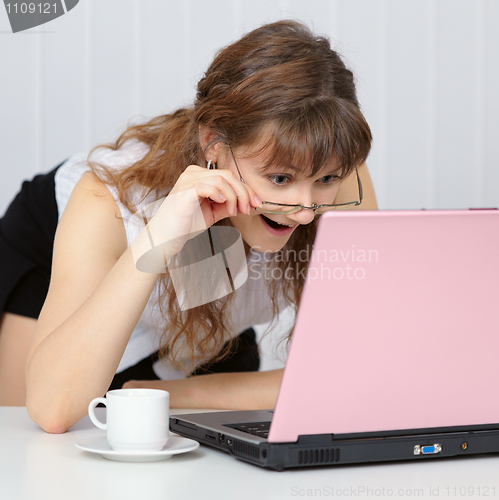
[{"left": 225, "top": 145, "right": 363, "bottom": 215}]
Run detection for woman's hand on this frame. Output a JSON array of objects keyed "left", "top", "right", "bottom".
[
  {"left": 131, "top": 165, "right": 262, "bottom": 271},
  {"left": 171, "top": 165, "right": 262, "bottom": 226}
]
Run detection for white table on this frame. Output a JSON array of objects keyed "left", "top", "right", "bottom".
[{"left": 1, "top": 407, "right": 499, "bottom": 500}]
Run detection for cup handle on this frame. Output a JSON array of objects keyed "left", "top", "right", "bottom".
[{"left": 88, "top": 397, "right": 107, "bottom": 430}]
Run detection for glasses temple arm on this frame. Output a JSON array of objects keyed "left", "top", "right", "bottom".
[
  {"left": 227, "top": 144, "right": 245, "bottom": 184},
  {"left": 356, "top": 167, "right": 363, "bottom": 204}
]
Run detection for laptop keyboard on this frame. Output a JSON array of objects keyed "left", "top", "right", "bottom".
[{"left": 230, "top": 422, "right": 271, "bottom": 438}]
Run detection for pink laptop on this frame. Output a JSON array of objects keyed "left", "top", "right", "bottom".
[{"left": 171, "top": 209, "right": 499, "bottom": 470}]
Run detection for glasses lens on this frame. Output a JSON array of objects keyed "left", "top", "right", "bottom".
[
  {"left": 255, "top": 201, "right": 360, "bottom": 215},
  {"left": 255, "top": 204, "right": 302, "bottom": 215},
  {"left": 314, "top": 202, "right": 357, "bottom": 215}
]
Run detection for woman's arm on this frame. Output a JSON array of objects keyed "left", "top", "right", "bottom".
[
  {"left": 26, "top": 165, "right": 262, "bottom": 433},
  {"left": 123, "top": 369, "right": 283, "bottom": 410},
  {"left": 26, "top": 172, "right": 160, "bottom": 433}
]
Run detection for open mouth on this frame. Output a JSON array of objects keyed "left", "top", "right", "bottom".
[{"left": 260, "top": 214, "right": 295, "bottom": 230}]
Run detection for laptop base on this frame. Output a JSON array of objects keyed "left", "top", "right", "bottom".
[{"left": 170, "top": 411, "right": 499, "bottom": 470}]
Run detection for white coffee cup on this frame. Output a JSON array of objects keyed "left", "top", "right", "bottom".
[{"left": 88, "top": 388, "right": 169, "bottom": 451}]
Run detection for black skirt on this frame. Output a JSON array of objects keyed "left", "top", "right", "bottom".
[{"left": 0, "top": 165, "right": 259, "bottom": 389}]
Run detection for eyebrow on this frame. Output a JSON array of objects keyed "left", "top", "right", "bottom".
[
  {"left": 259, "top": 165, "right": 342, "bottom": 181},
  {"left": 258, "top": 163, "right": 300, "bottom": 174}
]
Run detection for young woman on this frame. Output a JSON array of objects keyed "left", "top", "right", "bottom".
[{"left": 0, "top": 20, "right": 376, "bottom": 432}]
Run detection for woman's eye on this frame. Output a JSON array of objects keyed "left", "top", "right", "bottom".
[
  {"left": 268, "top": 175, "right": 290, "bottom": 186},
  {"left": 318, "top": 175, "right": 339, "bottom": 184}
]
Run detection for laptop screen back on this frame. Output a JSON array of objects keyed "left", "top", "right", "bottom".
[{"left": 268, "top": 210, "right": 499, "bottom": 443}]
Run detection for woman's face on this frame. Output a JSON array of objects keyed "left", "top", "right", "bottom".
[{"left": 220, "top": 143, "right": 342, "bottom": 254}]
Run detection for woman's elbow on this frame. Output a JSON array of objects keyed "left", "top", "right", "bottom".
[{"left": 26, "top": 392, "right": 74, "bottom": 434}]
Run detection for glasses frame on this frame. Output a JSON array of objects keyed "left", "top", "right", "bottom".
[{"left": 225, "top": 144, "right": 363, "bottom": 215}]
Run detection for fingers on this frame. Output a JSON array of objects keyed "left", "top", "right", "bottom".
[
  {"left": 217, "top": 170, "right": 251, "bottom": 215},
  {"left": 210, "top": 170, "right": 263, "bottom": 215},
  {"left": 182, "top": 166, "right": 262, "bottom": 218},
  {"left": 193, "top": 181, "right": 234, "bottom": 221},
  {"left": 203, "top": 174, "right": 240, "bottom": 217}
]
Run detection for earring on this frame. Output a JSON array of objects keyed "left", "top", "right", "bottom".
[{"left": 206, "top": 159, "right": 217, "bottom": 170}]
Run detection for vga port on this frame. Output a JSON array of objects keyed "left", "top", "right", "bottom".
[{"left": 414, "top": 444, "right": 442, "bottom": 455}]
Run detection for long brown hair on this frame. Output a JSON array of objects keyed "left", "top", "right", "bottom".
[{"left": 89, "top": 20, "right": 372, "bottom": 371}]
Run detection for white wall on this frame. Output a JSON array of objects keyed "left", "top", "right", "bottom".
[{"left": 1, "top": 0, "right": 498, "bottom": 215}]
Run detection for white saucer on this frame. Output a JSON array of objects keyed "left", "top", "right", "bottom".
[{"left": 75, "top": 435, "right": 199, "bottom": 462}]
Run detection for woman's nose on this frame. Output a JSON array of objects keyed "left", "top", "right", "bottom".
[
  {"left": 287, "top": 206, "right": 316, "bottom": 225},
  {"left": 283, "top": 188, "right": 316, "bottom": 224}
]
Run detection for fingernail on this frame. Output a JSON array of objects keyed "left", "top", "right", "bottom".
[
  {"left": 254, "top": 195, "right": 262, "bottom": 207},
  {"left": 246, "top": 204, "right": 251, "bottom": 215},
  {"left": 219, "top": 193, "right": 227, "bottom": 202}
]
